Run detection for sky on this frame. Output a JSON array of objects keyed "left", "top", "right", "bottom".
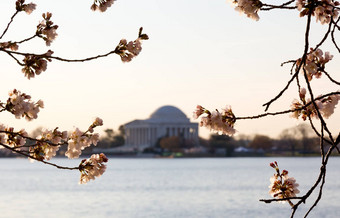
[{"left": 0, "top": 0, "right": 339, "bottom": 139}]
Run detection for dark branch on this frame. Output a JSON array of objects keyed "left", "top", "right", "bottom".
[
  {"left": 0, "top": 11, "right": 19, "bottom": 40},
  {"left": 0, "top": 143, "right": 79, "bottom": 170}
]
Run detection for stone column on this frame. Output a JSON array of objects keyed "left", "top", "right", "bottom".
[
  {"left": 126, "top": 128, "right": 129, "bottom": 145},
  {"left": 148, "top": 127, "right": 151, "bottom": 145},
  {"left": 133, "top": 128, "right": 137, "bottom": 145}
]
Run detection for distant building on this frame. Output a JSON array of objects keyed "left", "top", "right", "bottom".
[{"left": 124, "top": 105, "right": 199, "bottom": 151}]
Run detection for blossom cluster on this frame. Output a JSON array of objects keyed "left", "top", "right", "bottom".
[
  {"left": 297, "top": 0, "right": 339, "bottom": 24},
  {"left": 15, "top": 0, "right": 36, "bottom": 15},
  {"left": 114, "top": 27, "right": 149, "bottom": 62},
  {"left": 0, "top": 125, "right": 28, "bottom": 148},
  {"left": 65, "top": 117, "right": 103, "bottom": 159},
  {"left": 318, "top": 94, "right": 340, "bottom": 118},
  {"left": 116, "top": 39, "right": 144, "bottom": 62},
  {"left": 22, "top": 50, "right": 53, "bottom": 79},
  {"left": 268, "top": 161, "right": 300, "bottom": 202},
  {"left": 79, "top": 153, "right": 108, "bottom": 184},
  {"left": 290, "top": 88, "right": 340, "bottom": 120},
  {"left": 229, "top": 0, "right": 262, "bottom": 21},
  {"left": 193, "top": 105, "right": 236, "bottom": 136},
  {"left": 30, "top": 128, "right": 68, "bottom": 161},
  {"left": 36, "top": 12, "right": 58, "bottom": 46},
  {"left": 0, "top": 116, "right": 103, "bottom": 163},
  {"left": 5, "top": 89, "right": 44, "bottom": 121},
  {"left": 296, "top": 48, "right": 333, "bottom": 81},
  {"left": 0, "top": 41, "right": 19, "bottom": 51},
  {"left": 91, "top": 0, "right": 116, "bottom": 12}
]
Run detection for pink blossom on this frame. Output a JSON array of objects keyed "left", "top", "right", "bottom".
[
  {"left": 291, "top": 93, "right": 340, "bottom": 120},
  {"left": 93, "top": 117, "right": 103, "bottom": 126},
  {"left": 21, "top": 50, "right": 53, "bottom": 79},
  {"left": 36, "top": 12, "right": 58, "bottom": 46},
  {"left": 194, "top": 105, "right": 236, "bottom": 136},
  {"left": 193, "top": 105, "right": 205, "bottom": 119},
  {"left": 6, "top": 89, "right": 44, "bottom": 121},
  {"left": 268, "top": 162, "right": 300, "bottom": 202},
  {"left": 232, "top": 0, "right": 262, "bottom": 21},
  {"left": 23, "top": 3, "right": 36, "bottom": 14},
  {"left": 319, "top": 94, "right": 340, "bottom": 118},
  {"left": 127, "top": 39, "right": 142, "bottom": 56},
  {"left": 296, "top": 49, "right": 333, "bottom": 81},
  {"left": 65, "top": 126, "right": 101, "bottom": 159},
  {"left": 297, "top": 0, "right": 339, "bottom": 24},
  {"left": 91, "top": 0, "right": 116, "bottom": 12},
  {"left": 116, "top": 30, "right": 148, "bottom": 63},
  {"left": 79, "top": 153, "right": 108, "bottom": 184},
  {"left": 0, "top": 41, "right": 19, "bottom": 51}
]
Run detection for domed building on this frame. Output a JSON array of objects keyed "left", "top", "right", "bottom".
[{"left": 124, "top": 105, "right": 199, "bottom": 151}]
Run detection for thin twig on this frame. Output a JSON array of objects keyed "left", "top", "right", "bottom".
[
  {"left": 261, "top": 0, "right": 296, "bottom": 11},
  {"left": 0, "top": 143, "right": 79, "bottom": 170},
  {"left": 331, "top": 17, "right": 340, "bottom": 53},
  {"left": 3, "top": 50, "right": 24, "bottom": 66},
  {"left": 323, "top": 70, "right": 340, "bottom": 85},
  {"left": 0, "top": 11, "right": 19, "bottom": 40},
  {"left": 314, "top": 22, "right": 332, "bottom": 50},
  {"left": 0, "top": 48, "right": 119, "bottom": 63},
  {"left": 237, "top": 92, "right": 340, "bottom": 120},
  {"left": 15, "top": 35, "right": 37, "bottom": 44}
]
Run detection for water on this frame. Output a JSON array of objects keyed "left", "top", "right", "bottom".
[{"left": 0, "top": 157, "right": 339, "bottom": 218}]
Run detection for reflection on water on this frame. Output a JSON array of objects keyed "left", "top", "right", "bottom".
[{"left": 0, "top": 157, "right": 339, "bottom": 218}]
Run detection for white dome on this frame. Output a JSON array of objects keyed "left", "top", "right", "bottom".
[{"left": 149, "top": 105, "right": 190, "bottom": 123}]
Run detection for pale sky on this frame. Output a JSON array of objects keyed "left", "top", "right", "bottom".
[{"left": 0, "top": 0, "right": 339, "bottom": 139}]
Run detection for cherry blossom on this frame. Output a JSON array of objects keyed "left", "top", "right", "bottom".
[
  {"left": 268, "top": 162, "right": 300, "bottom": 203},
  {"left": 23, "top": 3, "right": 36, "bottom": 14},
  {"left": 1, "top": 126, "right": 28, "bottom": 148},
  {"left": 65, "top": 117, "right": 103, "bottom": 159},
  {"left": 193, "top": 105, "right": 205, "bottom": 119},
  {"left": 296, "top": 48, "right": 333, "bottom": 81},
  {"left": 36, "top": 12, "right": 58, "bottom": 46},
  {"left": 21, "top": 50, "right": 53, "bottom": 79},
  {"left": 116, "top": 37, "right": 148, "bottom": 63},
  {"left": 0, "top": 41, "right": 19, "bottom": 51},
  {"left": 15, "top": 0, "right": 36, "bottom": 15},
  {"left": 297, "top": 0, "right": 340, "bottom": 24},
  {"left": 229, "top": 0, "right": 262, "bottom": 21},
  {"left": 91, "top": 0, "right": 116, "bottom": 12},
  {"left": 79, "top": 153, "right": 108, "bottom": 184},
  {"left": 6, "top": 89, "right": 44, "bottom": 121},
  {"left": 193, "top": 105, "right": 236, "bottom": 136},
  {"left": 34, "top": 128, "right": 68, "bottom": 160},
  {"left": 290, "top": 88, "right": 340, "bottom": 120},
  {"left": 93, "top": 117, "right": 103, "bottom": 126},
  {"left": 318, "top": 94, "right": 340, "bottom": 118}
]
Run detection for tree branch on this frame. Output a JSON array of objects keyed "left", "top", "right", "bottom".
[{"left": 0, "top": 11, "right": 19, "bottom": 40}]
